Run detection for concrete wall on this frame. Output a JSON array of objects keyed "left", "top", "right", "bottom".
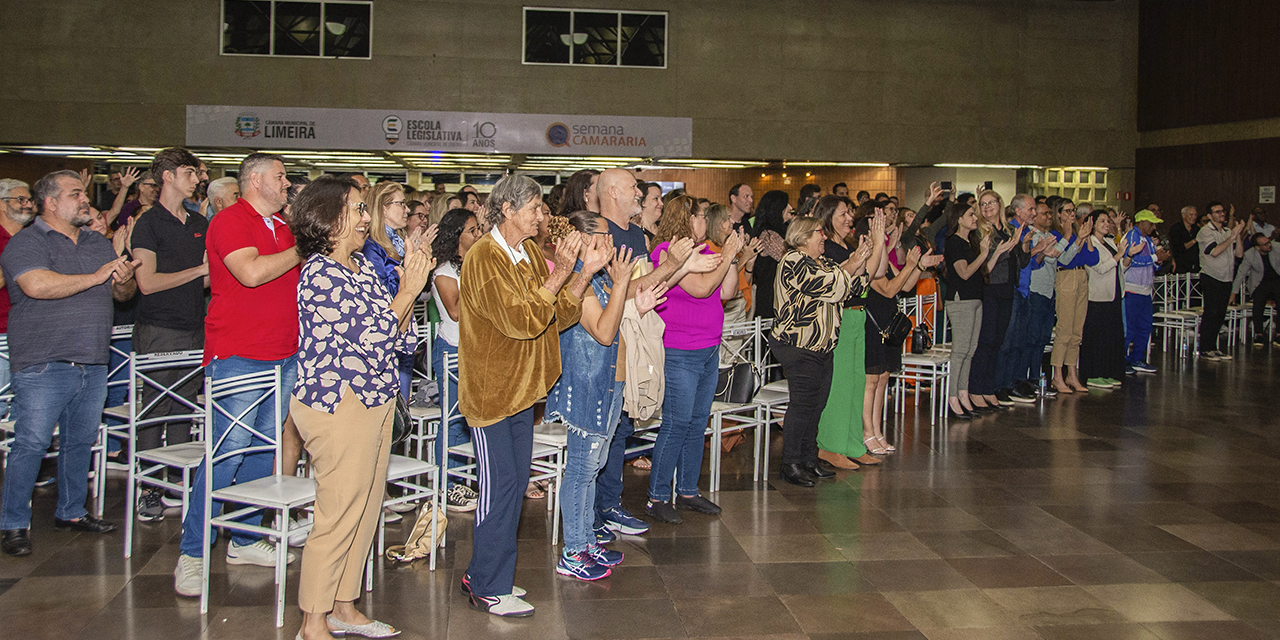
[{"left": 0, "top": 0, "right": 1138, "bottom": 166}]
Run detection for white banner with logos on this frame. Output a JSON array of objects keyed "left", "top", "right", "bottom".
[{"left": 186, "top": 105, "right": 692, "bottom": 157}]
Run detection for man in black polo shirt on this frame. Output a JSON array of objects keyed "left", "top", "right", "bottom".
[
  {"left": 0, "top": 170, "right": 138, "bottom": 556},
  {"left": 128, "top": 147, "right": 210, "bottom": 521}
]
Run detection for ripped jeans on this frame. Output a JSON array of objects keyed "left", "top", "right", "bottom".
[{"left": 558, "top": 381, "right": 625, "bottom": 555}]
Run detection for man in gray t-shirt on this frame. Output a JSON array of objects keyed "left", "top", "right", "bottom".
[
  {"left": 1195, "top": 201, "right": 1246, "bottom": 361},
  {"left": 0, "top": 170, "right": 139, "bottom": 558}
]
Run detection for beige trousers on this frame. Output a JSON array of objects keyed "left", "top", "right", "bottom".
[
  {"left": 1051, "top": 269, "right": 1089, "bottom": 367},
  {"left": 292, "top": 390, "right": 393, "bottom": 614}
]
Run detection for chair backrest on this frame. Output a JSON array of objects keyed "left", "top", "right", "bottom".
[
  {"left": 750, "top": 317, "right": 784, "bottom": 382},
  {"left": 440, "top": 351, "right": 460, "bottom": 425},
  {"left": 720, "top": 319, "right": 756, "bottom": 365},
  {"left": 107, "top": 325, "right": 133, "bottom": 393},
  {"left": 129, "top": 350, "right": 206, "bottom": 431},
  {"left": 203, "top": 367, "right": 283, "bottom": 474},
  {"left": 0, "top": 334, "right": 10, "bottom": 403}
]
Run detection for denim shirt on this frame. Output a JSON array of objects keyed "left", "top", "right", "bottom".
[{"left": 546, "top": 269, "right": 620, "bottom": 437}]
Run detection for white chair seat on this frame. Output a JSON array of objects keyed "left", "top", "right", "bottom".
[
  {"left": 410, "top": 405, "right": 442, "bottom": 421},
  {"left": 533, "top": 421, "right": 568, "bottom": 447},
  {"left": 761, "top": 379, "right": 788, "bottom": 392},
  {"left": 901, "top": 352, "right": 949, "bottom": 365},
  {"left": 386, "top": 454, "right": 436, "bottom": 480},
  {"left": 710, "top": 400, "right": 756, "bottom": 413},
  {"left": 753, "top": 388, "right": 789, "bottom": 404},
  {"left": 0, "top": 419, "right": 13, "bottom": 435},
  {"left": 136, "top": 442, "right": 205, "bottom": 468},
  {"left": 103, "top": 405, "right": 130, "bottom": 420},
  {"left": 212, "top": 474, "right": 316, "bottom": 509}
]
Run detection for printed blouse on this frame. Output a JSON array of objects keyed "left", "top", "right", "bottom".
[
  {"left": 295, "top": 252, "right": 416, "bottom": 413},
  {"left": 770, "top": 251, "right": 867, "bottom": 353}
]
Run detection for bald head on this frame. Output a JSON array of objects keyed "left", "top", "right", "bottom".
[{"left": 597, "top": 168, "right": 642, "bottom": 226}]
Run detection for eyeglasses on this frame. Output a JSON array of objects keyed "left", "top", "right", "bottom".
[
  {"left": 1062, "top": 208, "right": 1076, "bottom": 214},
  {"left": 407, "top": 212, "right": 425, "bottom": 219},
  {"left": 1, "top": 196, "right": 33, "bottom": 205},
  {"left": 140, "top": 182, "right": 158, "bottom": 188},
  {"left": 388, "top": 200, "right": 406, "bottom": 208}
]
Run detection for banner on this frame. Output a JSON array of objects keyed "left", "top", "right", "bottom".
[{"left": 187, "top": 105, "right": 692, "bottom": 157}]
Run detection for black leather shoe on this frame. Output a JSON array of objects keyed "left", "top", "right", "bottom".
[
  {"left": 645, "top": 501, "right": 683, "bottom": 524},
  {"left": 674, "top": 494, "right": 722, "bottom": 515},
  {"left": 803, "top": 462, "right": 836, "bottom": 479},
  {"left": 948, "top": 407, "right": 973, "bottom": 420},
  {"left": 1, "top": 529, "right": 32, "bottom": 556},
  {"left": 54, "top": 516, "right": 116, "bottom": 534},
  {"left": 780, "top": 464, "right": 815, "bottom": 487}
]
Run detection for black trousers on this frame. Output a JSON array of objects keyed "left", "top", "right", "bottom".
[
  {"left": 768, "top": 337, "right": 833, "bottom": 467},
  {"left": 1251, "top": 280, "right": 1280, "bottom": 339},
  {"left": 132, "top": 323, "right": 205, "bottom": 453},
  {"left": 969, "top": 294, "right": 1012, "bottom": 396},
  {"left": 1079, "top": 298, "right": 1125, "bottom": 381},
  {"left": 1198, "top": 275, "right": 1232, "bottom": 353}
]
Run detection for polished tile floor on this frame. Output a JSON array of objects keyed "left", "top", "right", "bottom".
[{"left": 2, "top": 345, "right": 1280, "bottom": 639}]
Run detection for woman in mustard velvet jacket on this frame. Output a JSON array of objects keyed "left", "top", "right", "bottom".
[{"left": 457, "top": 174, "right": 610, "bottom": 617}]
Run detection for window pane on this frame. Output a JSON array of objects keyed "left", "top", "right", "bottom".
[
  {"left": 323, "top": 2, "right": 371, "bottom": 58},
  {"left": 524, "top": 9, "right": 570, "bottom": 64},
  {"left": 274, "top": 1, "right": 322, "bottom": 56},
  {"left": 223, "top": 0, "right": 271, "bottom": 55},
  {"left": 573, "top": 11, "right": 617, "bottom": 65},
  {"left": 621, "top": 13, "right": 665, "bottom": 67}
]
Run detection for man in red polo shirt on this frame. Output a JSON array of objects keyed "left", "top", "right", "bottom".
[
  {"left": 174, "top": 153, "right": 303, "bottom": 597},
  {"left": 0, "top": 178, "right": 37, "bottom": 417}
]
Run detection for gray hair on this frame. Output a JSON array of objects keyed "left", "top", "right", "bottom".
[
  {"left": 1181, "top": 205, "right": 1197, "bottom": 216},
  {"left": 1075, "top": 203, "right": 1093, "bottom": 219},
  {"left": 32, "top": 170, "right": 81, "bottom": 214},
  {"left": 1009, "top": 194, "right": 1035, "bottom": 212},
  {"left": 485, "top": 174, "right": 543, "bottom": 229},
  {"left": 207, "top": 176, "right": 238, "bottom": 204},
  {"left": 0, "top": 178, "right": 29, "bottom": 200},
  {"left": 237, "top": 153, "right": 284, "bottom": 189}
]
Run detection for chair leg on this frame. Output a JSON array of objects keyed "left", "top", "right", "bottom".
[{"left": 276, "top": 513, "right": 287, "bottom": 627}]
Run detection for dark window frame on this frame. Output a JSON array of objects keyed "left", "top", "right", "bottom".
[
  {"left": 522, "top": 7, "right": 668, "bottom": 69},
  {"left": 220, "top": 0, "right": 373, "bottom": 59}
]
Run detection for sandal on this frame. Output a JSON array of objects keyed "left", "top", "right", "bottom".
[
  {"left": 863, "top": 438, "right": 888, "bottom": 455},
  {"left": 878, "top": 436, "right": 896, "bottom": 453},
  {"left": 524, "top": 481, "right": 547, "bottom": 500},
  {"left": 630, "top": 456, "right": 652, "bottom": 470}
]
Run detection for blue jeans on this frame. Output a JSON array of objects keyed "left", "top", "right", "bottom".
[
  {"left": 179, "top": 355, "right": 297, "bottom": 557},
  {"left": 1018, "top": 293, "right": 1056, "bottom": 384},
  {"left": 995, "top": 294, "right": 1030, "bottom": 390},
  {"left": 594, "top": 413, "right": 633, "bottom": 525},
  {"left": 0, "top": 362, "right": 108, "bottom": 529},
  {"left": 1124, "top": 293, "right": 1153, "bottom": 365},
  {"left": 648, "top": 346, "right": 718, "bottom": 502},
  {"left": 430, "top": 336, "right": 470, "bottom": 489},
  {"left": 560, "top": 382, "right": 625, "bottom": 554}
]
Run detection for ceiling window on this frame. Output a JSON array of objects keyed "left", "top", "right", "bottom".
[
  {"left": 523, "top": 8, "right": 667, "bottom": 68},
  {"left": 222, "top": 0, "right": 371, "bottom": 59}
]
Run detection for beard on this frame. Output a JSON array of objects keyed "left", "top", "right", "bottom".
[
  {"left": 10, "top": 209, "right": 35, "bottom": 225},
  {"left": 69, "top": 205, "right": 92, "bottom": 227}
]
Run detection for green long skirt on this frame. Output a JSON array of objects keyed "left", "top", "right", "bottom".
[{"left": 816, "top": 308, "right": 868, "bottom": 458}]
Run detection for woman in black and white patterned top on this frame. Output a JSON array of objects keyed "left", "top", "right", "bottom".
[{"left": 287, "top": 174, "right": 434, "bottom": 640}]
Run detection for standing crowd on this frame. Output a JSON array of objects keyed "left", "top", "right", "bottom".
[{"left": 0, "top": 151, "right": 1271, "bottom": 638}]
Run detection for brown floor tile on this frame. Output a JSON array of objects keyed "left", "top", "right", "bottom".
[
  {"left": 1037, "top": 554, "right": 1171, "bottom": 586},
  {"left": 827, "top": 532, "right": 941, "bottom": 561},
  {"left": 1180, "top": 581, "right": 1280, "bottom": 620},
  {"left": 718, "top": 510, "right": 822, "bottom": 537},
  {"left": 810, "top": 632, "right": 929, "bottom": 640},
  {"left": 920, "top": 628, "right": 1043, "bottom": 640},
  {"left": 1198, "top": 501, "right": 1280, "bottom": 524},
  {"left": 735, "top": 534, "right": 848, "bottom": 563},
  {"left": 1083, "top": 584, "right": 1233, "bottom": 622},
  {"left": 882, "top": 589, "right": 1018, "bottom": 629},
  {"left": 554, "top": 565, "right": 670, "bottom": 601},
  {"left": 1032, "top": 623, "right": 1163, "bottom": 639},
  {"left": 983, "top": 585, "right": 1127, "bottom": 626},
  {"left": 1128, "top": 551, "right": 1267, "bottom": 582},
  {"left": 912, "top": 530, "right": 1026, "bottom": 558},
  {"left": 755, "top": 562, "right": 876, "bottom": 595},
  {"left": 714, "top": 490, "right": 806, "bottom": 513},
  {"left": 642, "top": 536, "right": 752, "bottom": 565},
  {"left": 1140, "top": 620, "right": 1274, "bottom": 640},
  {"left": 72, "top": 605, "right": 205, "bottom": 640},
  {"left": 945, "top": 556, "right": 1072, "bottom": 589},
  {"left": 1215, "top": 550, "right": 1280, "bottom": 580},
  {"left": 0, "top": 574, "right": 128, "bottom": 613},
  {"left": 0, "top": 608, "right": 98, "bottom": 640},
  {"left": 674, "top": 595, "right": 803, "bottom": 636},
  {"left": 1157, "top": 524, "right": 1280, "bottom": 551},
  {"left": 1080, "top": 526, "right": 1205, "bottom": 553},
  {"left": 960, "top": 506, "right": 1069, "bottom": 530},
  {"left": 780, "top": 592, "right": 917, "bottom": 634},
  {"left": 657, "top": 562, "right": 775, "bottom": 598},
  {"left": 995, "top": 525, "right": 1116, "bottom": 556},
  {"left": 854, "top": 559, "right": 977, "bottom": 592},
  {"left": 807, "top": 507, "right": 906, "bottom": 534},
  {"left": 886, "top": 507, "right": 989, "bottom": 532},
  {"left": 562, "top": 598, "right": 686, "bottom": 639},
  {"left": 1040, "top": 504, "right": 1152, "bottom": 529},
  {"left": 1127, "top": 503, "right": 1230, "bottom": 526}
]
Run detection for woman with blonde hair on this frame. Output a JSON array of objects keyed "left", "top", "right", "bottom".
[
  {"left": 966, "top": 191, "right": 1021, "bottom": 410},
  {"left": 429, "top": 192, "right": 462, "bottom": 226}
]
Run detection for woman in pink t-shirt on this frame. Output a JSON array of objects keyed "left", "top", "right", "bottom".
[{"left": 644, "top": 195, "right": 743, "bottom": 524}]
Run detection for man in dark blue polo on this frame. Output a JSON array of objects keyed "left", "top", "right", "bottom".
[{"left": 0, "top": 170, "right": 139, "bottom": 557}]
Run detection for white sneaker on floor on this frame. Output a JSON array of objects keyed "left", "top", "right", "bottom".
[
  {"left": 386, "top": 500, "right": 417, "bottom": 513},
  {"left": 288, "top": 514, "right": 312, "bottom": 547},
  {"left": 161, "top": 493, "right": 183, "bottom": 509},
  {"left": 446, "top": 485, "right": 478, "bottom": 512},
  {"left": 227, "top": 539, "right": 296, "bottom": 566},
  {"left": 383, "top": 508, "right": 402, "bottom": 524},
  {"left": 174, "top": 554, "right": 203, "bottom": 597}
]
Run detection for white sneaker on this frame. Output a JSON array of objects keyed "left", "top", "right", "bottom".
[
  {"left": 468, "top": 593, "right": 535, "bottom": 617},
  {"left": 383, "top": 508, "right": 402, "bottom": 524},
  {"left": 174, "top": 554, "right": 203, "bottom": 597},
  {"left": 226, "top": 539, "right": 297, "bottom": 566},
  {"left": 386, "top": 500, "right": 417, "bottom": 513},
  {"left": 161, "top": 493, "right": 183, "bottom": 509},
  {"left": 288, "top": 514, "right": 312, "bottom": 548},
  {"left": 446, "top": 485, "right": 478, "bottom": 512}
]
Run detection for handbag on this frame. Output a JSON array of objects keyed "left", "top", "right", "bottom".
[
  {"left": 385, "top": 504, "right": 448, "bottom": 563},
  {"left": 714, "top": 361, "right": 756, "bottom": 404},
  {"left": 867, "top": 307, "right": 912, "bottom": 347},
  {"left": 911, "top": 323, "right": 933, "bottom": 354},
  {"left": 390, "top": 392, "right": 412, "bottom": 448}
]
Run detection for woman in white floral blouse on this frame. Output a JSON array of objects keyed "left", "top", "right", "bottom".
[{"left": 288, "top": 175, "right": 434, "bottom": 640}]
